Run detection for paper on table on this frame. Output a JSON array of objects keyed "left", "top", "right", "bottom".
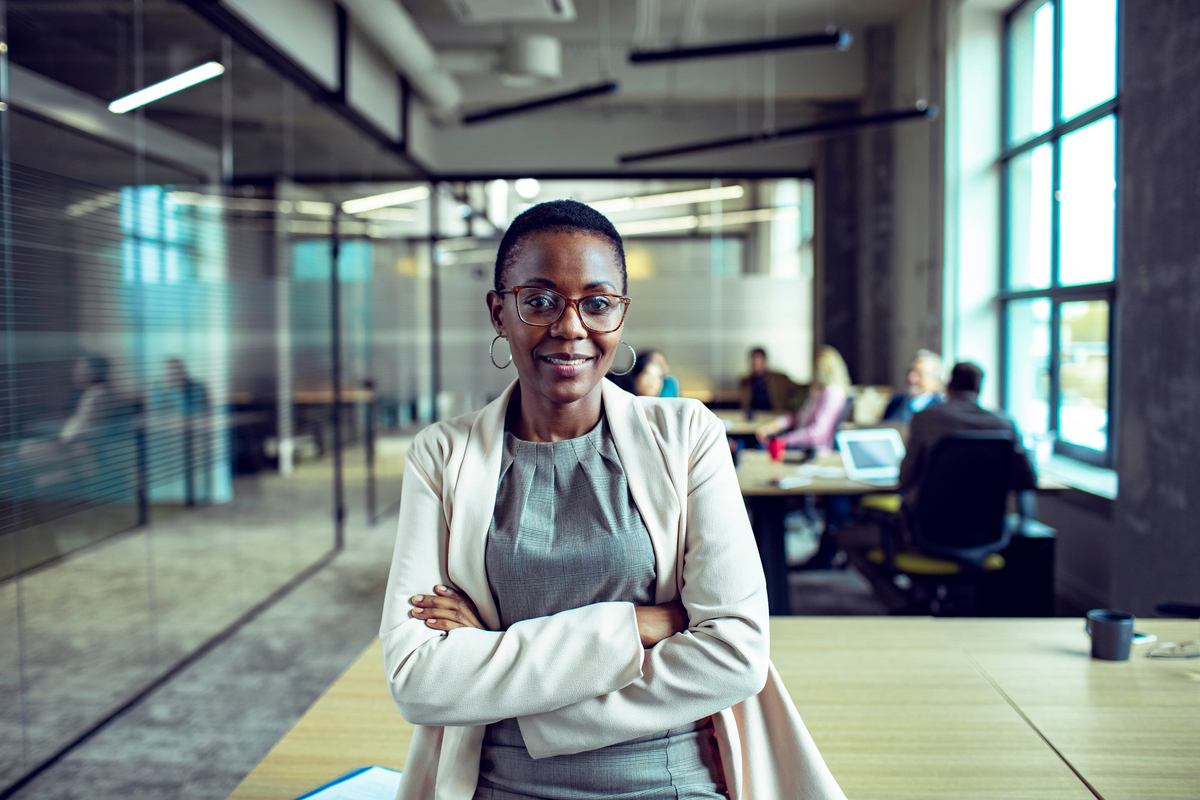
[
  {"left": 797, "top": 464, "right": 846, "bottom": 478},
  {"left": 296, "top": 766, "right": 401, "bottom": 800}
]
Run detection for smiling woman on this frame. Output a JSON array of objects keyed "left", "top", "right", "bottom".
[{"left": 380, "top": 200, "right": 847, "bottom": 800}]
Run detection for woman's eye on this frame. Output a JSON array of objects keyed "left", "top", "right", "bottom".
[
  {"left": 581, "top": 296, "right": 614, "bottom": 314},
  {"left": 523, "top": 294, "right": 555, "bottom": 310}
]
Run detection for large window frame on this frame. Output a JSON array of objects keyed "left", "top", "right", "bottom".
[{"left": 999, "top": 0, "right": 1120, "bottom": 468}]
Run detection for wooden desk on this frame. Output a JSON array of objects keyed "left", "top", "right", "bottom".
[
  {"left": 736, "top": 450, "right": 1069, "bottom": 614},
  {"left": 227, "top": 618, "right": 1200, "bottom": 800}
]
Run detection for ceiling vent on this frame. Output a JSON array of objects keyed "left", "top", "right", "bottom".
[{"left": 444, "top": 0, "right": 576, "bottom": 25}]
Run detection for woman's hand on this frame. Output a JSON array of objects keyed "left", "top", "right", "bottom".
[
  {"left": 410, "top": 585, "right": 485, "bottom": 632},
  {"left": 634, "top": 601, "right": 689, "bottom": 648},
  {"left": 755, "top": 417, "right": 785, "bottom": 443}
]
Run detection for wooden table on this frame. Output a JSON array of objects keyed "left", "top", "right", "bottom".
[
  {"left": 713, "top": 408, "right": 779, "bottom": 437},
  {"left": 227, "top": 618, "right": 1200, "bottom": 800},
  {"left": 736, "top": 450, "right": 1069, "bottom": 614}
]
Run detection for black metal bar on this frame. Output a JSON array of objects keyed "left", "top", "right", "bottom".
[
  {"left": 331, "top": 211, "right": 345, "bottom": 550},
  {"left": 334, "top": 3, "right": 348, "bottom": 103},
  {"left": 365, "top": 380, "right": 377, "bottom": 524},
  {"left": 629, "top": 30, "right": 849, "bottom": 64},
  {"left": 462, "top": 81, "right": 619, "bottom": 125},
  {"left": 619, "top": 105, "right": 937, "bottom": 164},
  {"left": 429, "top": 183, "right": 441, "bottom": 421}
]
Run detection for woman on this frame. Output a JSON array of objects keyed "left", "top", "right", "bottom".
[
  {"left": 755, "top": 346, "right": 851, "bottom": 452},
  {"left": 380, "top": 201, "right": 845, "bottom": 800}
]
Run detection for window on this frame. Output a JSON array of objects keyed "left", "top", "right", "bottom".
[{"left": 1000, "top": 0, "right": 1118, "bottom": 466}]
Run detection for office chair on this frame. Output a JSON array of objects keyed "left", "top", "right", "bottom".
[{"left": 867, "top": 431, "right": 1016, "bottom": 615}]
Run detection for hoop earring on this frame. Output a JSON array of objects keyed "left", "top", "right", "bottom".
[
  {"left": 609, "top": 341, "right": 637, "bottom": 376},
  {"left": 490, "top": 335, "right": 513, "bottom": 369}
]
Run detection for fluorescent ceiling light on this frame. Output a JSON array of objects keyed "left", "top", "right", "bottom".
[
  {"left": 617, "top": 206, "right": 798, "bottom": 236},
  {"left": 342, "top": 186, "right": 430, "bottom": 215},
  {"left": 351, "top": 207, "right": 416, "bottom": 222},
  {"left": 514, "top": 178, "right": 540, "bottom": 199},
  {"left": 109, "top": 62, "right": 225, "bottom": 114},
  {"left": 591, "top": 185, "right": 744, "bottom": 214},
  {"left": 616, "top": 215, "right": 700, "bottom": 235}
]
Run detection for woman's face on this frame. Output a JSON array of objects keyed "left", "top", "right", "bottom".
[{"left": 487, "top": 230, "right": 625, "bottom": 408}]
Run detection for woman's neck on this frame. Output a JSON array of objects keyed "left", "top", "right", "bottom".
[{"left": 509, "top": 383, "right": 603, "bottom": 442}]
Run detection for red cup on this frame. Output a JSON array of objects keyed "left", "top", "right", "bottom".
[{"left": 768, "top": 438, "right": 785, "bottom": 462}]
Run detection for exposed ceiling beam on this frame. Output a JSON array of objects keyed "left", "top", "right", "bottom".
[
  {"left": 618, "top": 104, "right": 937, "bottom": 164},
  {"left": 629, "top": 30, "right": 852, "bottom": 64},
  {"left": 461, "top": 81, "right": 619, "bottom": 125}
]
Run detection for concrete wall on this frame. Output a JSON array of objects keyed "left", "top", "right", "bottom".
[{"left": 1109, "top": 0, "right": 1200, "bottom": 616}]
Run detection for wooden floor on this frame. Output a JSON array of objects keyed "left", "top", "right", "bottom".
[{"left": 227, "top": 617, "right": 1200, "bottom": 800}]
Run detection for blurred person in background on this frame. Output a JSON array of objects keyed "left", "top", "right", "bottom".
[
  {"left": 739, "top": 347, "right": 801, "bottom": 412},
  {"left": 609, "top": 348, "right": 680, "bottom": 398},
  {"left": 883, "top": 349, "right": 944, "bottom": 422},
  {"left": 756, "top": 345, "right": 851, "bottom": 453}
]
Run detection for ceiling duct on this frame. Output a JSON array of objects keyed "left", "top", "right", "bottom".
[
  {"left": 445, "top": 0, "right": 576, "bottom": 25},
  {"left": 501, "top": 35, "right": 562, "bottom": 86},
  {"left": 339, "top": 0, "right": 462, "bottom": 114}
]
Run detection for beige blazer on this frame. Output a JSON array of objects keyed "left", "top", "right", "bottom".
[{"left": 380, "top": 379, "right": 846, "bottom": 800}]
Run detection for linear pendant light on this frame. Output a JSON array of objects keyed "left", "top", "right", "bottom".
[
  {"left": 342, "top": 185, "right": 431, "bottom": 215},
  {"left": 589, "top": 185, "right": 744, "bottom": 213},
  {"left": 462, "top": 81, "right": 618, "bottom": 125},
  {"left": 629, "top": 30, "right": 851, "bottom": 64},
  {"left": 108, "top": 62, "right": 225, "bottom": 114},
  {"left": 618, "top": 104, "right": 937, "bottom": 164}
]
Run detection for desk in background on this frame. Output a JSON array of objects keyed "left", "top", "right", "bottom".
[
  {"left": 735, "top": 450, "right": 1068, "bottom": 615},
  {"left": 227, "top": 618, "right": 1200, "bottom": 800}
]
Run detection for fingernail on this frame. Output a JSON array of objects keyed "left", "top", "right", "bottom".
[
  {"left": 436, "top": 585, "right": 447, "bottom": 592},
  {"left": 412, "top": 595, "right": 423, "bottom": 602}
]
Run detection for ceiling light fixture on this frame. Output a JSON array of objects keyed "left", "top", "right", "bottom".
[
  {"left": 590, "top": 185, "right": 744, "bottom": 214},
  {"left": 462, "top": 81, "right": 618, "bottom": 125},
  {"left": 108, "top": 62, "right": 225, "bottom": 114},
  {"left": 342, "top": 186, "right": 431, "bottom": 215},
  {"left": 619, "top": 104, "right": 937, "bottom": 164},
  {"left": 629, "top": 29, "right": 851, "bottom": 64},
  {"left": 616, "top": 206, "right": 799, "bottom": 236}
]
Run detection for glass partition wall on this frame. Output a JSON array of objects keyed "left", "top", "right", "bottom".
[{"left": 0, "top": 1, "right": 430, "bottom": 791}]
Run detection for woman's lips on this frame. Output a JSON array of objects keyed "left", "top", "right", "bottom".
[{"left": 539, "top": 354, "right": 594, "bottom": 378}]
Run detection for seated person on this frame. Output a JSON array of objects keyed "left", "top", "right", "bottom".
[
  {"left": 755, "top": 345, "right": 850, "bottom": 453},
  {"left": 883, "top": 349, "right": 944, "bottom": 422},
  {"left": 739, "top": 347, "right": 801, "bottom": 412},
  {"left": 898, "top": 361, "right": 1036, "bottom": 510},
  {"left": 648, "top": 351, "right": 680, "bottom": 398},
  {"left": 841, "top": 362, "right": 1036, "bottom": 553},
  {"left": 607, "top": 348, "right": 678, "bottom": 397}
]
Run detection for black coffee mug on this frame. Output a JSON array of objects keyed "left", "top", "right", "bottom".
[{"left": 1086, "top": 609, "right": 1134, "bottom": 661}]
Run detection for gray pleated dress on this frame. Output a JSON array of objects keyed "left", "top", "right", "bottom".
[{"left": 474, "top": 416, "right": 727, "bottom": 800}]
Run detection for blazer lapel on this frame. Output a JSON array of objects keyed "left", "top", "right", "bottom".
[
  {"left": 446, "top": 380, "right": 517, "bottom": 632},
  {"left": 601, "top": 380, "right": 682, "bottom": 603}
]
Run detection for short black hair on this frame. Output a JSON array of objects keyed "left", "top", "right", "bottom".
[
  {"left": 494, "top": 200, "right": 626, "bottom": 293},
  {"left": 947, "top": 361, "right": 984, "bottom": 394},
  {"left": 750, "top": 347, "right": 767, "bottom": 359}
]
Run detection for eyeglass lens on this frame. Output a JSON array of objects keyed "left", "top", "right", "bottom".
[{"left": 516, "top": 287, "right": 625, "bottom": 332}]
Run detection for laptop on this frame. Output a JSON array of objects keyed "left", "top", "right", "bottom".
[{"left": 836, "top": 428, "right": 906, "bottom": 486}]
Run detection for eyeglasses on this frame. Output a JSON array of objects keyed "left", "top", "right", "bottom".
[{"left": 499, "top": 285, "right": 631, "bottom": 333}]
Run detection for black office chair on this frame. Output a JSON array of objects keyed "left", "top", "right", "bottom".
[{"left": 868, "top": 431, "right": 1016, "bottom": 615}]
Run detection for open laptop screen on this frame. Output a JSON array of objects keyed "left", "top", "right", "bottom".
[{"left": 847, "top": 438, "right": 900, "bottom": 469}]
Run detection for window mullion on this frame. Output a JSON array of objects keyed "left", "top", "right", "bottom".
[{"left": 1049, "top": 299, "right": 1062, "bottom": 444}]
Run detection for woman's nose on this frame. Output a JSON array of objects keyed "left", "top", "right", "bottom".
[{"left": 549, "top": 303, "right": 588, "bottom": 338}]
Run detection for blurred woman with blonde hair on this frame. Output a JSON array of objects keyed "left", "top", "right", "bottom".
[{"left": 756, "top": 345, "right": 850, "bottom": 452}]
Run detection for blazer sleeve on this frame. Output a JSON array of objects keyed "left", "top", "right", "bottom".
[
  {"left": 379, "top": 433, "right": 645, "bottom": 728},
  {"left": 516, "top": 412, "right": 771, "bottom": 759}
]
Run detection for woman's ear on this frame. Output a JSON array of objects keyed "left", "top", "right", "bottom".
[{"left": 486, "top": 290, "right": 506, "bottom": 336}]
